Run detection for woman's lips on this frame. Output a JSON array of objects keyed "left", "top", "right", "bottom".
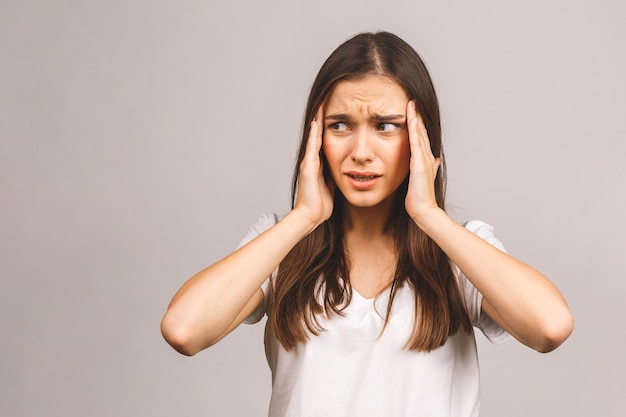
[{"left": 344, "top": 171, "right": 382, "bottom": 190}]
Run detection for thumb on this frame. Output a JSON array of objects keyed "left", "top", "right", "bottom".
[{"left": 433, "top": 157, "right": 442, "bottom": 177}]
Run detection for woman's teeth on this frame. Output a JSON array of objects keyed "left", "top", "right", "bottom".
[{"left": 350, "top": 175, "right": 377, "bottom": 181}]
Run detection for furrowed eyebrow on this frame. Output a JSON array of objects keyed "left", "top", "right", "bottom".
[
  {"left": 370, "top": 114, "right": 406, "bottom": 122},
  {"left": 325, "top": 113, "right": 406, "bottom": 122},
  {"left": 325, "top": 114, "right": 352, "bottom": 121}
]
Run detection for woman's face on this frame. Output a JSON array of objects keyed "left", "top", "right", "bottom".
[{"left": 322, "top": 75, "right": 410, "bottom": 210}]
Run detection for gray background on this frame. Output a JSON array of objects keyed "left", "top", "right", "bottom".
[{"left": 1, "top": 0, "right": 624, "bottom": 416}]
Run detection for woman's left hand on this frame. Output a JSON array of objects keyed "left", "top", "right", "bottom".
[{"left": 404, "top": 100, "right": 442, "bottom": 223}]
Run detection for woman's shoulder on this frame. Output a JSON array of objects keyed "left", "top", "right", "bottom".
[
  {"left": 462, "top": 220, "right": 506, "bottom": 252},
  {"left": 237, "top": 213, "right": 286, "bottom": 248},
  {"left": 462, "top": 219, "right": 493, "bottom": 234},
  {"left": 251, "top": 213, "right": 285, "bottom": 229}
]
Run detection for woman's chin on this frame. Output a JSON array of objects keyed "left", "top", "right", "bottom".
[{"left": 339, "top": 191, "right": 397, "bottom": 212}]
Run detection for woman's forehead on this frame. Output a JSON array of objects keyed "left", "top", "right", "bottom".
[{"left": 325, "top": 75, "right": 408, "bottom": 115}]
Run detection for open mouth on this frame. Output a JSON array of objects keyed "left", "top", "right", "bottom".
[{"left": 348, "top": 174, "right": 379, "bottom": 181}]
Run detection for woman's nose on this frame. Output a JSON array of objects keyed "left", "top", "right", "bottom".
[{"left": 350, "top": 129, "right": 374, "bottom": 163}]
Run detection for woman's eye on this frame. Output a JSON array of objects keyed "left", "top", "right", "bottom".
[
  {"left": 376, "top": 123, "right": 400, "bottom": 132},
  {"left": 329, "top": 122, "right": 348, "bottom": 131}
]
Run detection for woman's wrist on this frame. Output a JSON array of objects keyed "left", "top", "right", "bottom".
[
  {"left": 410, "top": 206, "right": 450, "bottom": 236},
  {"left": 284, "top": 208, "right": 322, "bottom": 237}
]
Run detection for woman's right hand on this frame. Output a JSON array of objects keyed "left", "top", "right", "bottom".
[
  {"left": 162, "top": 107, "right": 336, "bottom": 356},
  {"left": 293, "top": 106, "right": 335, "bottom": 230}
]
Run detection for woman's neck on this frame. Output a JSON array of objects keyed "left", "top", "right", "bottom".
[
  {"left": 340, "top": 195, "right": 399, "bottom": 298},
  {"left": 341, "top": 196, "right": 396, "bottom": 239}
]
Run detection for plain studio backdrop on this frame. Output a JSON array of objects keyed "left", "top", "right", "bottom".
[{"left": 1, "top": 1, "right": 624, "bottom": 416}]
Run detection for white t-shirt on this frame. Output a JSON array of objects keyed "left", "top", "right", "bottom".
[{"left": 239, "top": 213, "right": 510, "bottom": 417}]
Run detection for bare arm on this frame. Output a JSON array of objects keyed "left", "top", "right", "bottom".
[
  {"left": 415, "top": 210, "right": 573, "bottom": 352},
  {"left": 404, "top": 101, "right": 573, "bottom": 352},
  {"left": 161, "top": 211, "right": 316, "bottom": 355},
  {"left": 161, "top": 107, "right": 333, "bottom": 356}
]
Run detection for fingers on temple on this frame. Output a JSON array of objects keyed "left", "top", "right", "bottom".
[
  {"left": 303, "top": 106, "right": 325, "bottom": 172},
  {"left": 407, "top": 100, "right": 434, "bottom": 157},
  {"left": 407, "top": 101, "right": 422, "bottom": 149}
]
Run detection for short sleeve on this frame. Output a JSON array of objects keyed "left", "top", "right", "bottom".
[
  {"left": 237, "top": 213, "right": 281, "bottom": 324},
  {"left": 456, "top": 220, "right": 511, "bottom": 344}
]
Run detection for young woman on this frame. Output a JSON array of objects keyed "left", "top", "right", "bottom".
[{"left": 161, "top": 31, "right": 574, "bottom": 416}]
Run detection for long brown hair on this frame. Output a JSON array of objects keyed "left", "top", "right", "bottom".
[{"left": 270, "top": 31, "right": 472, "bottom": 351}]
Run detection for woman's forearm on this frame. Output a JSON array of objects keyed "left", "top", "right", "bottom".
[
  {"left": 413, "top": 208, "right": 574, "bottom": 352},
  {"left": 160, "top": 210, "right": 316, "bottom": 355}
]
